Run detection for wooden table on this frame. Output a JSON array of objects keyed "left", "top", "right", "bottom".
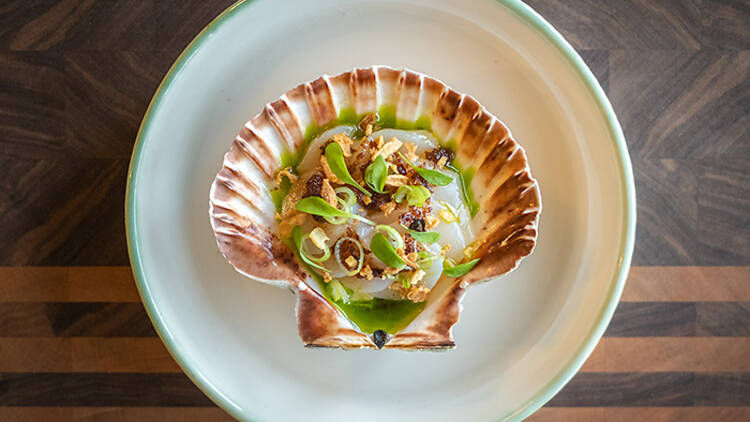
[{"left": 1, "top": 1, "right": 748, "bottom": 420}]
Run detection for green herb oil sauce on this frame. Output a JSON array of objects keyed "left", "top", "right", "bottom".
[{"left": 276, "top": 109, "right": 477, "bottom": 333}]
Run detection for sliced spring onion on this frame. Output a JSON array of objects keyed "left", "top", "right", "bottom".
[
  {"left": 291, "top": 226, "right": 330, "bottom": 273},
  {"left": 335, "top": 186, "right": 357, "bottom": 208},
  {"left": 416, "top": 250, "right": 437, "bottom": 270},
  {"left": 375, "top": 224, "right": 404, "bottom": 249},
  {"left": 334, "top": 236, "right": 364, "bottom": 276},
  {"left": 301, "top": 231, "right": 331, "bottom": 263}
]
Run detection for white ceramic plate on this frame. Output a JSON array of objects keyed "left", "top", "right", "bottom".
[{"left": 126, "top": 1, "right": 635, "bottom": 421}]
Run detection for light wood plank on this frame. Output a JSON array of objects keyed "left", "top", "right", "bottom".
[
  {"left": 0, "top": 267, "right": 139, "bottom": 302},
  {"left": 581, "top": 337, "right": 750, "bottom": 372},
  {"left": 2, "top": 266, "right": 748, "bottom": 302},
  {"left": 0, "top": 338, "right": 179, "bottom": 373},
  {"left": 622, "top": 266, "right": 750, "bottom": 302}
]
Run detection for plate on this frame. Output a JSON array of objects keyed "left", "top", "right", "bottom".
[{"left": 126, "top": 1, "right": 635, "bottom": 421}]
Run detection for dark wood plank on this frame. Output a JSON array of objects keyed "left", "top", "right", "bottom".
[
  {"left": 3, "top": 372, "right": 747, "bottom": 407},
  {"left": 0, "top": 407, "right": 235, "bottom": 422},
  {"left": 0, "top": 373, "right": 213, "bottom": 406},
  {"left": 0, "top": 0, "right": 156, "bottom": 51},
  {"left": 0, "top": 159, "right": 128, "bottom": 265},
  {"left": 578, "top": 50, "right": 609, "bottom": 93},
  {"left": 63, "top": 51, "right": 173, "bottom": 159},
  {"left": 524, "top": 0, "right": 703, "bottom": 50},
  {"left": 696, "top": 302, "right": 750, "bottom": 336},
  {"left": 529, "top": 407, "right": 750, "bottom": 422},
  {"left": 605, "top": 302, "right": 696, "bottom": 337},
  {"left": 697, "top": 162, "right": 750, "bottom": 265},
  {"left": 700, "top": 0, "right": 750, "bottom": 49},
  {"left": 613, "top": 52, "right": 749, "bottom": 266},
  {"left": 0, "top": 303, "right": 155, "bottom": 337},
  {"left": 607, "top": 302, "right": 750, "bottom": 337},
  {"left": 153, "top": 0, "right": 236, "bottom": 56},
  {"left": 611, "top": 50, "right": 749, "bottom": 161},
  {"left": 549, "top": 373, "right": 750, "bottom": 407},
  {"left": 631, "top": 159, "right": 698, "bottom": 265},
  {"left": 693, "top": 373, "right": 750, "bottom": 406},
  {"left": 0, "top": 52, "right": 64, "bottom": 158}
]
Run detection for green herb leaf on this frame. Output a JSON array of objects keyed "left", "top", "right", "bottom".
[
  {"left": 295, "top": 196, "right": 376, "bottom": 226},
  {"left": 295, "top": 196, "right": 347, "bottom": 219},
  {"left": 370, "top": 233, "right": 405, "bottom": 269},
  {"left": 399, "top": 152, "right": 453, "bottom": 186},
  {"left": 401, "top": 224, "right": 440, "bottom": 243},
  {"left": 364, "top": 155, "right": 388, "bottom": 193},
  {"left": 393, "top": 185, "right": 431, "bottom": 207},
  {"left": 444, "top": 258, "right": 479, "bottom": 277},
  {"left": 291, "top": 226, "right": 330, "bottom": 273},
  {"left": 325, "top": 142, "right": 370, "bottom": 196}
]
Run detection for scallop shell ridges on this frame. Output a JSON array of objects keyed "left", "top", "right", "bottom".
[{"left": 209, "top": 66, "right": 541, "bottom": 349}]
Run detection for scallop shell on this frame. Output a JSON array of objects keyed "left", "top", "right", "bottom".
[{"left": 209, "top": 66, "right": 540, "bottom": 349}]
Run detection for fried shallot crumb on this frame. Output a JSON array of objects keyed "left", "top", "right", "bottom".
[
  {"left": 404, "top": 142, "right": 419, "bottom": 162},
  {"left": 441, "top": 244, "right": 451, "bottom": 256},
  {"left": 359, "top": 264, "right": 374, "bottom": 280},
  {"left": 321, "top": 178, "right": 337, "bottom": 206},
  {"left": 406, "top": 285, "right": 430, "bottom": 302},
  {"left": 278, "top": 212, "right": 306, "bottom": 238},
  {"left": 372, "top": 138, "right": 402, "bottom": 161},
  {"left": 380, "top": 201, "right": 397, "bottom": 216},
  {"left": 345, "top": 255, "right": 358, "bottom": 268},
  {"left": 275, "top": 167, "right": 297, "bottom": 186},
  {"left": 358, "top": 113, "right": 377, "bottom": 133},
  {"left": 331, "top": 133, "right": 353, "bottom": 156},
  {"left": 385, "top": 174, "right": 409, "bottom": 187}
]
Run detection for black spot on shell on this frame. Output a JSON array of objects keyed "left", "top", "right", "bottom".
[{"left": 372, "top": 330, "right": 387, "bottom": 349}]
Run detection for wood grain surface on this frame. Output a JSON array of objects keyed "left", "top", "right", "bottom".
[{"left": 0, "top": 0, "right": 748, "bottom": 420}]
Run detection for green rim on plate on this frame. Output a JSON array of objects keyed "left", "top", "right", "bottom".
[{"left": 125, "top": 1, "right": 636, "bottom": 420}]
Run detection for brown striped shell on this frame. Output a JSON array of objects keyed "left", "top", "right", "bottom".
[{"left": 209, "top": 66, "right": 540, "bottom": 349}]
